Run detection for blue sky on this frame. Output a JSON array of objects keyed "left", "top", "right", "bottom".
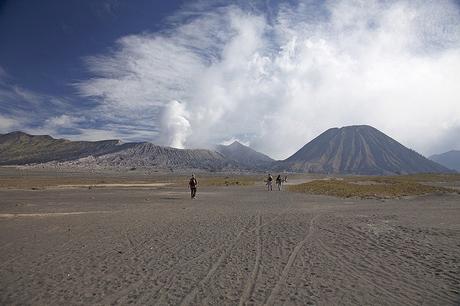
[
  {"left": 0, "top": 0, "right": 185, "bottom": 93},
  {"left": 1, "top": 0, "right": 460, "bottom": 159},
  {"left": 0, "top": 0, "right": 186, "bottom": 139}
]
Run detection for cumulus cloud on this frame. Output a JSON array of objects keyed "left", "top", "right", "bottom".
[
  {"left": 42, "top": 114, "right": 84, "bottom": 130},
  {"left": 76, "top": 0, "right": 460, "bottom": 159}
]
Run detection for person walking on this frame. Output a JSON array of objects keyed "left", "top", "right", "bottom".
[
  {"left": 276, "top": 174, "right": 282, "bottom": 191},
  {"left": 266, "top": 174, "right": 273, "bottom": 191},
  {"left": 189, "top": 174, "right": 198, "bottom": 199}
]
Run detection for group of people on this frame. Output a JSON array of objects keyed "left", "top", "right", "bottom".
[
  {"left": 188, "top": 173, "right": 288, "bottom": 199},
  {"left": 265, "top": 173, "right": 287, "bottom": 191}
]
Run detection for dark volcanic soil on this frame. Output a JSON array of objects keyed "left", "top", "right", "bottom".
[{"left": 0, "top": 178, "right": 459, "bottom": 305}]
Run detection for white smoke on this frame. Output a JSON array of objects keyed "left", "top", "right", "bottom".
[{"left": 160, "top": 100, "right": 191, "bottom": 149}]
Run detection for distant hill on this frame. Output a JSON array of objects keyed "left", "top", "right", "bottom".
[
  {"left": 0, "top": 131, "right": 130, "bottom": 165},
  {"left": 216, "top": 141, "right": 274, "bottom": 169},
  {"left": 276, "top": 125, "right": 452, "bottom": 175},
  {"left": 429, "top": 150, "right": 460, "bottom": 172},
  {"left": 69, "top": 142, "right": 235, "bottom": 171}
]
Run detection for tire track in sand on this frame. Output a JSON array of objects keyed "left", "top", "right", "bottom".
[
  {"left": 151, "top": 216, "right": 258, "bottom": 306},
  {"left": 178, "top": 218, "right": 257, "bottom": 306},
  {"left": 238, "top": 214, "right": 262, "bottom": 306},
  {"left": 318, "top": 218, "right": 456, "bottom": 305},
  {"left": 265, "top": 214, "right": 320, "bottom": 306},
  {"left": 315, "top": 239, "right": 414, "bottom": 306},
  {"left": 103, "top": 222, "right": 241, "bottom": 306},
  {"left": 105, "top": 214, "right": 281, "bottom": 305},
  {"left": 178, "top": 214, "right": 279, "bottom": 306},
  {"left": 101, "top": 227, "right": 223, "bottom": 305}
]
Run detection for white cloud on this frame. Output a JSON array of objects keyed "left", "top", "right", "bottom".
[
  {"left": 21, "top": 114, "right": 84, "bottom": 138},
  {"left": 60, "top": 128, "right": 121, "bottom": 142},
  {"left": 43, "top": 114, "right": 83, "bottom": 130},
  {"left": 0, "top": 114, "right": 20, "bottom": 133},
  {"left": 220, "top": 137, "right": 250, "bottom": 147},
  {"left": 11, "top": 86, "right": 43, "bottom": 105},
  {"left": 76, "top": 0, "right": 460, "bottom": 158},
  {"left": 0, "top": 63, "right": 91, "bottom": 140}
]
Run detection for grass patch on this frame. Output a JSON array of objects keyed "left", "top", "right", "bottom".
[
  {"left": 346, "top": 173, "right": 460, "bottom": 183},
  {"left": 287, "top": 178, "right": 458, "bottom": 199}
]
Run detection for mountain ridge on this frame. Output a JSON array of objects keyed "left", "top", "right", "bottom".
[
  {"left": 0, "top": 128, "right": 453, "bottom": 174},
  {"left": 0, "top": 131, "right": 131, "bottom": 165},
  {"left": 0, "top": 131, "right": 236, "bottom": 171}
]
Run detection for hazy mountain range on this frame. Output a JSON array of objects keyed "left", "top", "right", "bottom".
[
  {"left": 429, "top": 150, "right": 460, "bottom": 172},
  {"left": 0, "top": 126, "right": 455, "bottom": 174},
  {"left": 215, "top": 141, "right": 274, "bottom": 168}
]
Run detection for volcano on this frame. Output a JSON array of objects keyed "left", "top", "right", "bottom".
[{"left": 279, "top": 125, "right": 451, "bottom": 175}]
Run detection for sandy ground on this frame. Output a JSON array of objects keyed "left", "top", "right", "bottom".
[{"left": 0, "top": 177, "right": 459, "bottom": 305}]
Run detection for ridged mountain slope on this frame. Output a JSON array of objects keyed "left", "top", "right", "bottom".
[
  {"left": 83, "top": 143, "right": 235, "bottom": 171},
  {"left": 279, "top": 125, "right": 451, "bottom": 175}
]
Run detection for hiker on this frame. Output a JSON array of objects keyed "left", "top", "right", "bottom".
[
  {"left": 276, "top": 174, "right": 282, "bottom": 191},
  {"left": 189, "top": 174, "right": 198, "bottom": 199},
  {"left": 266, "top": 173, "right": 273, "bottom": 191}
]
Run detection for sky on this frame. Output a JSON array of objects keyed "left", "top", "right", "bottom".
[{"left": 0, "top": 0, "right": 459, "bottom": 160}]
